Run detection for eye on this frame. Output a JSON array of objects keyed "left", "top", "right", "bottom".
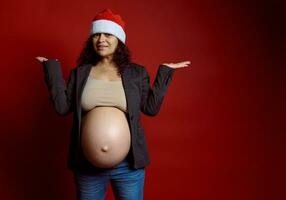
[
  {"left": 105, "top": 33, "right": 112, "bottom": 37},
  {"left": 92, "top": 33, "right": 100, "bottom": 38}
]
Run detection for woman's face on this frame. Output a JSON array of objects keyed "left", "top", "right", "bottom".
[{"left": 92, "top": 33, "right": 119, "bottom": 58}]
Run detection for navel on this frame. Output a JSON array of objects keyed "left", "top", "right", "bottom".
[{"left": 101, "top": 145, "right": 109, "bottom": 152}]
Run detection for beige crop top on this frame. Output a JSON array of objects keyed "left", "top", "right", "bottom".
[{"left": 81, "top": 76, "right": 128, "bottom": 113}]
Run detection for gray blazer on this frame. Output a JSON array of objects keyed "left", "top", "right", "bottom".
[{"left": 42, "top": 59, "right": 175, "bottom": 171}]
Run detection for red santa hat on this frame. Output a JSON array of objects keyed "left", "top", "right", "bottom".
[{"left": 90, "top": 9, "right": 126, "bottom": 44}]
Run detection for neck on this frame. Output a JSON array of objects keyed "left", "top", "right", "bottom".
[
  {"left": 98, "top": 56, "right": 114, "bottom": 66},
  {"left": 96, "top": 56, "right": 117, "bottom": 70}
]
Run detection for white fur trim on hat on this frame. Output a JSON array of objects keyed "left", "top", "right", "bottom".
[{"left": 90, "top": 19, "right": 126, "bottom": 43}]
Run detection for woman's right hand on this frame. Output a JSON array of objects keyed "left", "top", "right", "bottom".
[{"left": 35, "top": 56, "right": 48, "bottom": 63}]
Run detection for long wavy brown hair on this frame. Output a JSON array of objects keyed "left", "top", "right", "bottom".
[{"left": 76, "top": 34, "right": 131, "bottom": 76}]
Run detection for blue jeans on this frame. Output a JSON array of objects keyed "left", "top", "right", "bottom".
[{"left": 73, "top": 157, "right": 145, "bottom": 200}]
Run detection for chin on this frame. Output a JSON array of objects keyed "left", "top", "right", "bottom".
[
  {"left": 100, "top": 54, "right": 111, "bottom": 58},
  {"left": 100, "top": 53, "right": 114, "bottom": 57},
  {"left": 96, "top": 52, "right": 106, "bottom": 56}
]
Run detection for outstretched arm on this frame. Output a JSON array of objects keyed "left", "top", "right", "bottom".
[
  {"left": 140, "top": 61, "right": 191, "bottom": 116},
  {"left": 36, "top": 57, "right": 76, "bottom": 116}
]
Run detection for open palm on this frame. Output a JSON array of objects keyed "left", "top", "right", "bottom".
[
  {"left": 162, "top": 61, "right": 191, "bottom": 69},
  {"left": 35, "top": 56, "right": 48, "bottom": 63}
]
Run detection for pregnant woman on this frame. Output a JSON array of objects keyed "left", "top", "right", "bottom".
[{"left": 36, "top": 9, "right": 190, "bottom": 200}]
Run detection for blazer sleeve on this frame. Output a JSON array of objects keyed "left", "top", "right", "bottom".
[
  {"left": 140, "top": 64, "right": 175, "bottom": 116},
  {"left": 42, "top": 59, "right": 76, "bottom": 116}
]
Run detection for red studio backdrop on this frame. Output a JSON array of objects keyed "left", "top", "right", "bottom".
[{"left": 0, "top": 0, "right": 284, "bottom": 200}]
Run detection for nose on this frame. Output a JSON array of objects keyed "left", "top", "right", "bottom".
[{"left": 98, "top": 33, "right": 106, "bottom": 42}]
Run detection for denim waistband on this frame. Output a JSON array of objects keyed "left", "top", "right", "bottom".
[{"left": 77, "top": 154, "right": 131, "bottom": 174}]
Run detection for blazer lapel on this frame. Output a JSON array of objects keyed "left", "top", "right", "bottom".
[
  {"left": 121, "top": 66, "right": 134, "bottom": 118},
  {"left": 76, "top": 64, "right": 92, "bottom": 121}
]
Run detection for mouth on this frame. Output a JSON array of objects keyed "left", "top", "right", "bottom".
[{"left": 97, "top": 45, "right": 108, "bottom": 50}]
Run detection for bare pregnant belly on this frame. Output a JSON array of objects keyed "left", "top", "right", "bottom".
[{"left": 81, "top": 107, "right": 131, "bottom": 168}]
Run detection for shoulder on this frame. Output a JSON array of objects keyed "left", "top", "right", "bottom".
[
  {"left": 127, "top": 62, "right": 148, "bottom": 74},
  {"left": 73, "top": 63, "right": 92, "bottom": 72},
  {"left": 124, "top": 63, "right": 149, "bottom": 79}
]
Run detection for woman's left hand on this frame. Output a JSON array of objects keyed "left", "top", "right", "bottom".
[{"left": 161, "top": 61, "right": 191, "bottom": 69}]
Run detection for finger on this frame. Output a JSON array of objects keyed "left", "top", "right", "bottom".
[
  {"left": 183, "top": 61, "right": 191, "bottom": 67},
  {"left": 176, "top": 62, "right": 191, "bottom": 68},
  {"left": 179, "top": 61, "right": 191, "bottom": 65},
  {"left": 35, "top": 57, "right": 46, "bottom": 62}
]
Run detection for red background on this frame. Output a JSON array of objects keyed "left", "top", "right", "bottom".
[{"left": 0, "top": 0, "right": 285, "bottom": 199}]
